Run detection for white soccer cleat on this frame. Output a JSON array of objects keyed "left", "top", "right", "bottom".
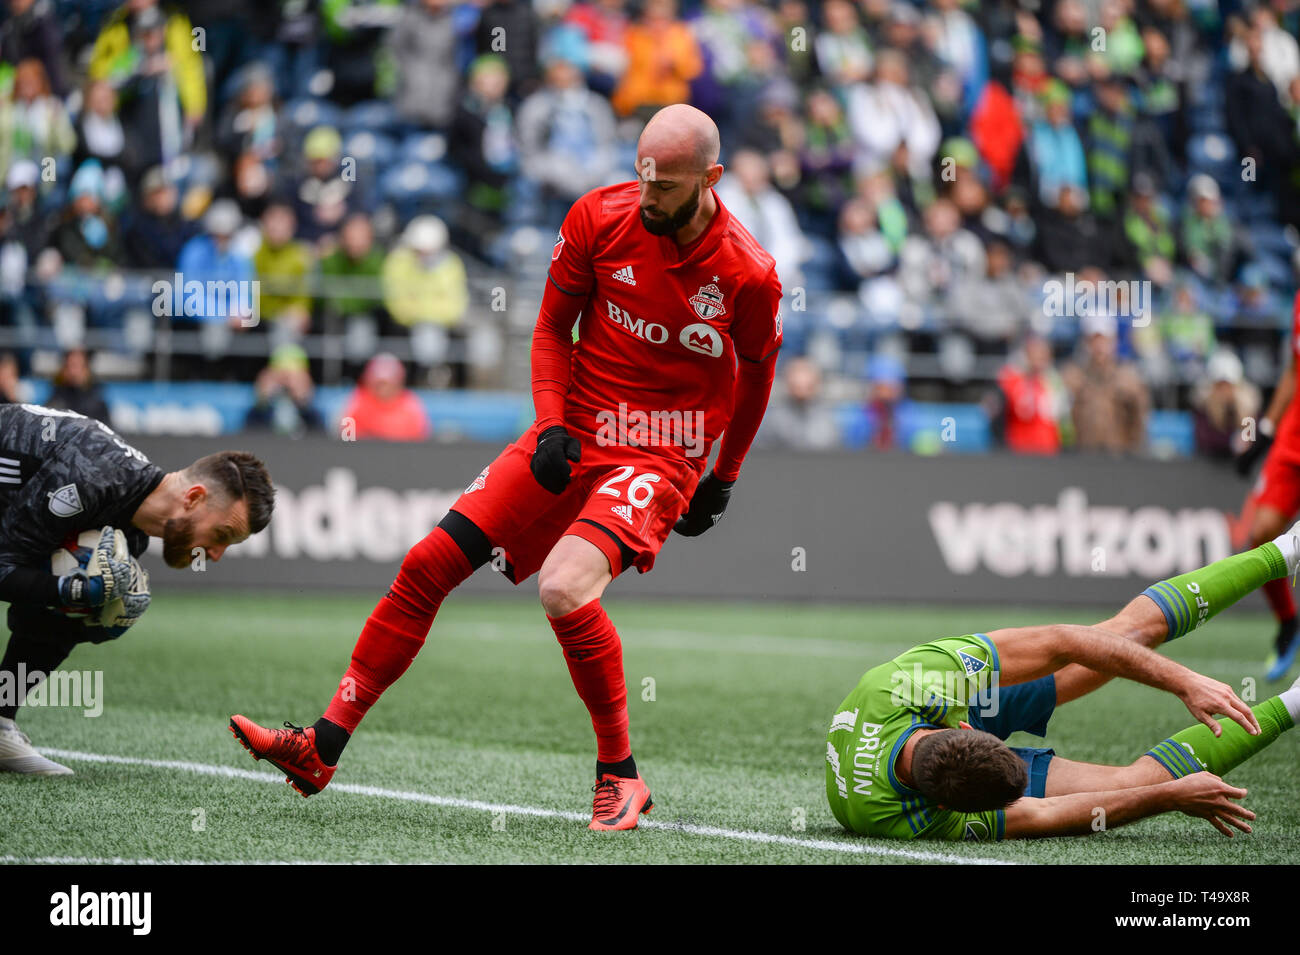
[{"left": 0, "top": 718, "right": 73, "bottom": 775}]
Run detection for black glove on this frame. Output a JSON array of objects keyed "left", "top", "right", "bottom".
[
  {"left": 673, "top": 472, "right": 735, "bottom": 537},
  {"left": 57, "top": 570, "right": 106, "bottom": 612},
  {"left": 1236, "top": 430, "right": 1274, "bottom": 477},
  {"left": 530, "top": 425, "right": 582, "bottom": 494}
]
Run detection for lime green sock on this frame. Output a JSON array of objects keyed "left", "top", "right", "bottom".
[
  {"left": 1146, "top": 697, "right": 1295, "bottom": 778},
  {"left": 1141, "top": 542, "right": 1288, "bottom": 641}
]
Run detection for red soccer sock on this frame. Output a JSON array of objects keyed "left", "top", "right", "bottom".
[
  {"left": 549, "top": 599, "right": 631, "bottom": 764},
  {"left": 1262, "top": 577, "right": 1297, "bottom": 624},
  {"left": 323, "top": 527, "right": 474, "bottom": 733}
]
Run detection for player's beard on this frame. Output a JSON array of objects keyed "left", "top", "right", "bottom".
[
  {"left": 640, "top": 183, "right": 701, "bottom": 236},
  {"left": 161, "top": 514, "right": 198, "bottom": 569}
]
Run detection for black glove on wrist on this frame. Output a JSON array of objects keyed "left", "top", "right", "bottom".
[
  {"left": 673, "top": 472, "right": 735, "bottom": 537},
  {"left": 58, "top": 570, "right": 105, "bottom": 611},
  {"left": 530, "top": 425, "right": 582, "bottom": 494}
]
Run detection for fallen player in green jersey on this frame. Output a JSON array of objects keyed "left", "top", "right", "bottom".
[{"left": 826, "top": 524, "right": 1300, "bottom": 841}]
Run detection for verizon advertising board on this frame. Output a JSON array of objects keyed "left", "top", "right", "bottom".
[{"left": 134, "top": 435, "right": 1246, "bottom": 606}]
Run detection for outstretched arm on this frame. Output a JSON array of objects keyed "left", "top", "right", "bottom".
[
  {"left": 1003, "top": 773, "right": 1254, "bottom": 839},
  {"left": 987, "top": 623, "right": 1260, "bottom": 737}
]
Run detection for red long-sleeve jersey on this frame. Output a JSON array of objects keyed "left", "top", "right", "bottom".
[{"left": 531, "top": 182, "right": 783, "bottom": 482}]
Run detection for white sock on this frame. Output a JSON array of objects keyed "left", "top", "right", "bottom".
[
  {"left": 1281, "top": 680, "right": 1300, "bottom": 725},
  {"left": 1272, "top": 529, "right": 1300, "bottom": 576}
]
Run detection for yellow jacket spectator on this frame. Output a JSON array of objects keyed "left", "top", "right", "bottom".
[
  {"left": 381, "top": 216, "right": 468, "bottom": 329},
  {"left": 89, "top": 0, "right": 206, "bottom": 123},
  {"left": 253, "top": 201, "right": 313, "bottom": 334}
]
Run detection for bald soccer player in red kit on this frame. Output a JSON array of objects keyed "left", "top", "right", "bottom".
[{"left": 228, "top": 104, "right": 784, "bottom": 830}]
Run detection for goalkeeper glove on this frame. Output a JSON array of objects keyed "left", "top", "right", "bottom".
[
  {"left": 1236, "top": 419, "right": 1275, "bottom": 477},
  {"left": 673, "top": 472, "right": 735, "bottom": 537},
  {"left": 530, "top": 425, "right": 582, "bottom": 494},
  {"left": 57, "top": 570, "right": 105, "bottom": 611}
]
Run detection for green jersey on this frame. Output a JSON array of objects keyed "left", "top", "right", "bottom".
[{"left": 825, "top": 633, "right": 1005, "bottom": 842}]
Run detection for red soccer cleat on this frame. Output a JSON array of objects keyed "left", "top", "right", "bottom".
[
  {"left": 588, "top": 772, "right": 653, "bottom": 831},
  {"left": 229, "top": 715, "right": 336, "bottom": 797}
]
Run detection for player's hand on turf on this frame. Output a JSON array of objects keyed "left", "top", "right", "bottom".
[
  {"left": 1235, "top": 429, "right": 1272, "bottom": 476},
  {"left": 530, "top": 425, "right": 582, "bottom": 494},
  {"left": 1176, "top": 672, "right": 1261, "bottom": 737},
  {"left": 1166, "top": 773, "right": 1254, "bottom": 837},
  {"left": 673, "top": 472, "right": 735, "bottom": 537}
]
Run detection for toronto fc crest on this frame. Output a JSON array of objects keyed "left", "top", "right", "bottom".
[{"left": 689, "top": 279, "right": 727, "bottom": 320}]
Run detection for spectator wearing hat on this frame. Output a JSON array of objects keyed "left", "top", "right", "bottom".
[
  {"left": 73, "top": 79, "right": 131, "bottom": 181},
  {"left": 252, "top": 199, "right": 313, "bottom": 336},
  {"left": 46, "top": 348, "right": 112, "bottom": 425},
  {"left": 382, "top": 215, "right": 469, "bottom": 385},
  {"left": 1084, "top": 73, "right": 1137, "bottom": 220},
  {"left": 1193, "top": 349, "right": 1260, "bottom": 460},
  {"left": 175, "top": 199, "right": 255, "bottom": 325},
  {"left": 50, "top": 160, "right": 123, "bottom": 270},
  {"left": 244, "top": 343, "right": 324, "bottom": 436},
  {"left": 286, "top": 125, "right": 361, "bottom": 243},
  {"left": 339, "top": 352, "right": 432, "bottom": 442},
  {"left": 110, "top": 3, "right": 196, "bottom": 180},
  {"left": 449, "top": 55, "right": 518, "bottom": 234},
  {"left": 610, "top": 0, "right": 702, "bottom": 118},
  {"left": 121, "top": 165, "right": 193, "bottom": 269},
  {"left": 861, "top": 352, "right": 911, "bottom": 451},
  {"left": 1062, "top": 311, "right": 1150, "bottom": 454},
  {"left": 1026, "top": 78, "right": 1087, "bottom": 207},
  {"left": 388, "top": 0, "right": 460, "bottom": 130},
  {"left": 89, "top": 0, "right": 206, "bottom": 131},
  {"left": 3, "top": 159, "right": 49, "bottom": 261},
  {"left": 1181, "top": 174, "right": 1241, "bottom": 285},
  {"left": 0, "top": 57, "right": 75, "bottom": 175}
]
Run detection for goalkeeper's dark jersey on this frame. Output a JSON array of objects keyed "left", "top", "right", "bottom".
[{"left": 0, "top": 403, "right": 163, "bottom": 585}]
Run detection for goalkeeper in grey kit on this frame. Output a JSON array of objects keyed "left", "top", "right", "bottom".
[{"left": 0, "top": 404, "right": 275, "bottom": 774}]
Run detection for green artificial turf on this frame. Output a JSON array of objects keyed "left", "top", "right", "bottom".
[{"left": 1, "top": 592, "right": 1296, "bottom": 864}]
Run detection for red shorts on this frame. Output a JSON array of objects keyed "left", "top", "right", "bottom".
[
  {"left": 447, "top": 421, "right": 699, "bottom": 583},
  {"left": 1253, "top": 446, "right": 1300, "bottom": 516}
]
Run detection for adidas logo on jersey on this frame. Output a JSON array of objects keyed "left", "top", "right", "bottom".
[
  {"left": 612, "top": 266, "right": 637, "bottom": 286},
  {"left": 610, "top": 504, "right": 635, "bottom": 525}
]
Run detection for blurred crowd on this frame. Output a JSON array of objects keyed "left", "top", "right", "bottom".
[{"left": 0, "top": 0, "right": 1298, "bottom": 455}]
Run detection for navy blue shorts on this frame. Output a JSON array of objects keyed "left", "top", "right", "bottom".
[{"left": 967, "top": 674, "right": 1058, "bottom": 799}]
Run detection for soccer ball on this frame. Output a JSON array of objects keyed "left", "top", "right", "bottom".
[{"left": 49, "top": 529, "right": 131, "bottom": 629}]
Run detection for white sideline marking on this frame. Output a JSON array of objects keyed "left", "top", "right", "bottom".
[{"left": 39, "top": 748, "right": 1012, "bottom": 865}]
